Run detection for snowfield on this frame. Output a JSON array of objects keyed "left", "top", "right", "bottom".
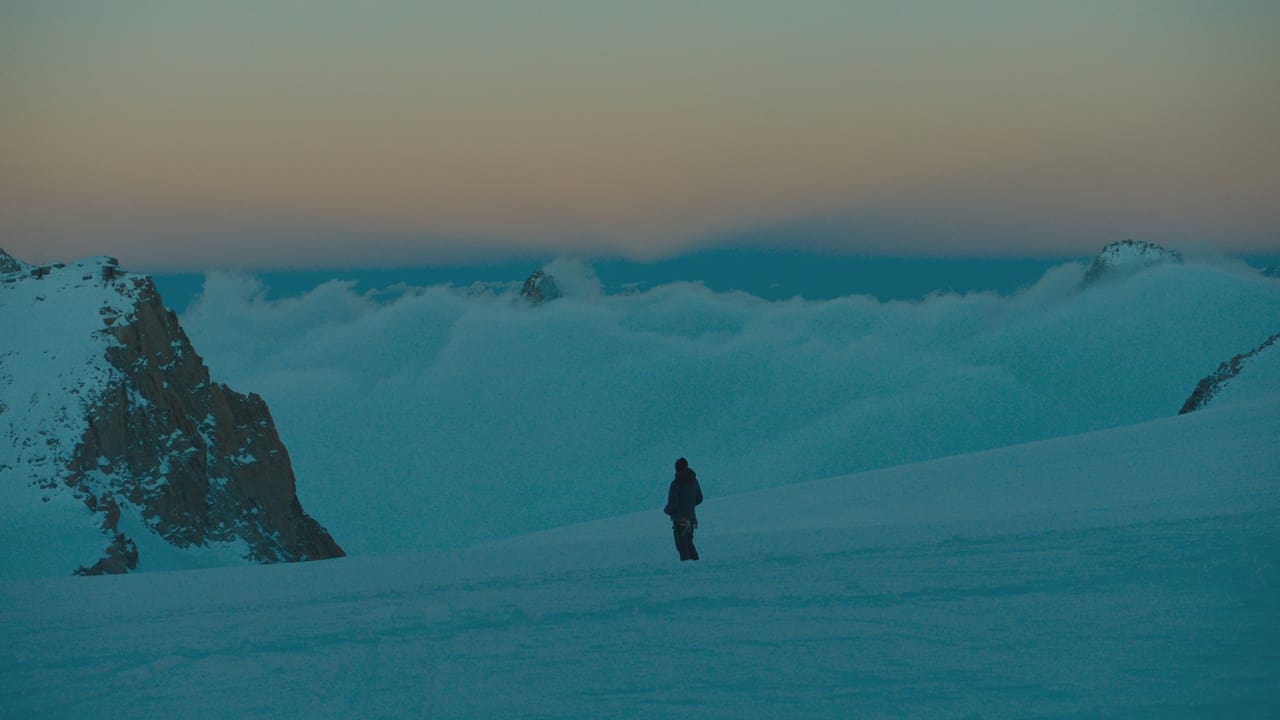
[
  {"left": 0, "top": 257, "right": 143, "bottom": 576},
  {"left": 3, "top": 396, "right": 1277, "bottom": 719}
]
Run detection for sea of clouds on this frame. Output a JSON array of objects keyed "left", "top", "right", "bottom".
[{"left": 178, "top": 256, "right": 1280, "bottom": 555}]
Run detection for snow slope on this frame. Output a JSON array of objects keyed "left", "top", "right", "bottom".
[
  {"left": 3, "top": 396, "right": 1276, "bottom": 719},
  {"left": 0, "top": 257, "right": 139, "bottom": 574},
  {"left": 1211, "top": 334, "right": 1280, "bottom": 408}
]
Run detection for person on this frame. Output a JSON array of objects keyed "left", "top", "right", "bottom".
[{"left": 663, "top": 457, "right": 703, "bottom": 561}]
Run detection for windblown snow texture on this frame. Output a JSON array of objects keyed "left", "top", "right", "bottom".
[{"left": 2, "top": 397, "right": 1277, "bottom": 718}]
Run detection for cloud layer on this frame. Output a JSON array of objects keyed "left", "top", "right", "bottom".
[{"left": 179, "top": 257, "right": 1280, "bottom": 553}]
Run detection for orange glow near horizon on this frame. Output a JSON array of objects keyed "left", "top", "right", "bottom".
[{"left": 2, "top": 1, "right": 1277, "bottom": 268}]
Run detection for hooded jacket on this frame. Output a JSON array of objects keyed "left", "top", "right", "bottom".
[{"left": 664, "top": 466, "right": 703, "bottom": 522}]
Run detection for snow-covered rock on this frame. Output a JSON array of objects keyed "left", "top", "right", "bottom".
[
  {"left": 519, "top": 270, "right": 561, "bottom": 304},
  {"left": 0, "top": 248, "right": 30, "bottom": 275},
  {"left": 1179, "top": 330, "right": 1280, "bottom": 413},
  {"left": 0, "top": 251, "right": 342, "bottom": 576},
  {"left": 1083, "top": 240, "right": 1181, "bottom": 284}
]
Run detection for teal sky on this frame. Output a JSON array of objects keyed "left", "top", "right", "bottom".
[{"left": 2, "top": 1, "right": 1277, "bottom": 269}]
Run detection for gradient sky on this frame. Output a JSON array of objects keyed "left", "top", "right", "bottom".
[{"left": 2, "top": 1, "right": 1277, "bottom": 269}]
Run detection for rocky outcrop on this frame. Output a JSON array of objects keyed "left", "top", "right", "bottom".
[
  {"left": 1084, "top": 240, "right": 1181, "bottom": 285},
  {"left": 0, "top": 248, "right": 27, "bottom": 274},
  {"left": 1, "top": 251, "right": 342, "bottom": 574},
  {"left": 76, "top": 506, "right": 139, "bottom": 576},
  {"left": 1179, "top": 331, "right": 1280, "bottom": 414},
  {"left": 519, "top": 270, "right": 561, "bottom": 305},
  {"left": 64, "top": 275, "right": 344, "bottom": 569}
]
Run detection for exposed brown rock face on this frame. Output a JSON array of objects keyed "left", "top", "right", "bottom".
[{"left": 66, "top": 276, "right": 343, "bottom": 570}]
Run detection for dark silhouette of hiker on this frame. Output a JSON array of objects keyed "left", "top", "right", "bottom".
[{"left": 663, "top": 457, "right": 703, "bottom": 561}]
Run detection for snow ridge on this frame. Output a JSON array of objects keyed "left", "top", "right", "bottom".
[{"left": 1180, "top": 330, "right": 1280, "bottom": 413}]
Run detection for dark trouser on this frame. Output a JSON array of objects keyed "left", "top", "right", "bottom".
[{"left": 672, "top": 518, "right": 699, "bottom": 561}]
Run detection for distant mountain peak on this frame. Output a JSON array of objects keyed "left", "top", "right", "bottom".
[
  {"left": 0, "top": 248, "right": 31, "bottom": 275},
  {"left": 519, "top": 270, "right": 561, "bottom": 304},
  {"left": 1084, "top": 240, "right": 1181, "bottom": 284}
]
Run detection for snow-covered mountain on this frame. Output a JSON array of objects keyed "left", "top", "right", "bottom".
[
  {"left": 518, "top": 269, "right": 562, "bottom": 304},
  {"left": 1082, "top": 238, "right": 1181, "bottom": 284},
  {"left": 0, "top": 250, "right": 342, "bottom": 577}
]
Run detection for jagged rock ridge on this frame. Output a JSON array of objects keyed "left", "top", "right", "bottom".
[
  {"left": 1, "top": 249, "right": 342, "bottom": 575},
  {"left": 1179, "top": 330, "right": 1280, "bottom": 414},
  {"left": 519, "top": 270, "right": 561, "bottom": 304},
  {"left": 0, "top": 249, "right": 28, "bottom": 275},
  {"left": 1084, "top": 240, "right": 1181, "bottom": 284}
]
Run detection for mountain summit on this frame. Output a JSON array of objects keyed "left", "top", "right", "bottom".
[
  {"left": 1083, "top": 240, "right": 1182, "bottom": 284},
  {"left": 0, "top": 248, "right": 29, "bottom": 275},
  {"left": 1, "top": 250, "right": 342, "bottom": 576},
  {"left": 519, "top": 270, "right": 561, "bottom": 304}
]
